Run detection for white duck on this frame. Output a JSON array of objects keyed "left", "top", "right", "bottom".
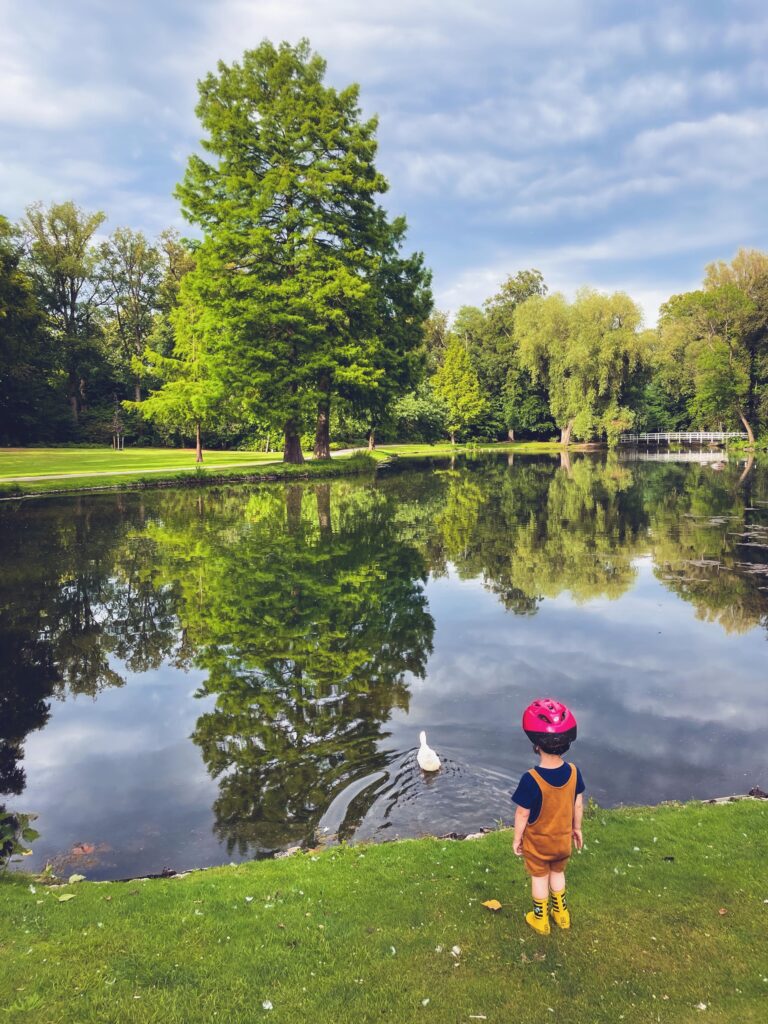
[{"left": 417, "top": 730, "right": 441, "bottom": 772}]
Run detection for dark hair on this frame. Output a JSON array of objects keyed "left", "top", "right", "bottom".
[
  {"left": 527, "top": 725, "right": 577, "bottom": 755},
  {"left": 532, "top": 738, "right": 571, "bottom": 755}
]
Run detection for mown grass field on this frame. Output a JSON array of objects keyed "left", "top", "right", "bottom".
[
  {"left": 0, "top": 443, "right": 565, "bottom": 497},
  {"left": 0, "top": 447, "right": 278, "bottom": 480},
  {"left": 1, "top": 800, "right": 766, "bottom": 1024}
]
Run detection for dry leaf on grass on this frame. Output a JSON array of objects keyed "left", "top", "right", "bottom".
[{"left": 481, "top": 899, "right": 502, "bottom": 911}]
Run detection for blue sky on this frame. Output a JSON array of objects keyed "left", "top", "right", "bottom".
[{"left": 2, "top": 0, "right": 767, "bottom": 324}]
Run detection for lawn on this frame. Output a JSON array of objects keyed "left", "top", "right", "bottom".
[
  {"left": 0, "top": 447, "right": 278, "bottom": 480},
  {"left": 1, "top": 800, "right": 765, "bottom": 1023}
]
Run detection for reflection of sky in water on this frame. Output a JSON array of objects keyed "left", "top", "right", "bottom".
[{"left": 4, "top": 458, "right": 768, "bottom": 879}]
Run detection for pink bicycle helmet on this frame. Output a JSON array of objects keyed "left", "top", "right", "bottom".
[{"left": 522, "top": 697, "right": 577, "bottom": 753}]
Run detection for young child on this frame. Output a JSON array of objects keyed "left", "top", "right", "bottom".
[{"left": 512, "top": 698, "right": 584, "bottom": 935}]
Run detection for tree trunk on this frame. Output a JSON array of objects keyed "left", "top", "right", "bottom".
[
  {"left": 313, "top": 389, "right": 331, "bottom": 459},
  {"left": 134, "top": 380, "right": 142, "bottom": 403},
  {"left": 450, "top": 431, "right": 456, "bottom": 445},
  {"left": 560, "top": 419, "right": 574, "bottom": 446},
  {"left": 316, "top": 483, "right": 332, "bottom": 539},
  {"left": 195, "top": 421, "right": 203, "bottom": 463},
  {"left": 286, "top": 485, "right": 303, "bottom": 532},
  {"left": 368, "top": 428, "right": 376, "bottom": 451},
  {"left": 68, "top": 371, "right": 79, "bottom": 424},
  {"left": 737, "top": 408, "right": 755, "bottom": 446},
  {"left": 507, "top": 428, "right": 515, "bottom": 442},
  {"left": 283, "top": 420, "right": 305, "bottom": 464}
]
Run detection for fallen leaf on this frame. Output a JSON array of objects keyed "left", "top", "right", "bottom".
[
  {"left": 68, "top": 874, "right": 86, "bottom": 884},
  {"left": 262, "top": 1000, "right": 273, "bottom": 1011},
  {"left": 450, "top": 945, "right": 461, "bottom": 958},
  {"left": 695, "top": 1002, "right": 708, "bottom": 1011},
  {"left": 57, "top": 894, "right": 76, "bottom": 903},
  {"left": 718, "top": 908, "right": 728, "bottom": 916},
  {"left": 482, "top": 899, "right": 502, "bottom": 912},
  {"left": 421, "top": 998, "right": 430, "bottom": 1007}
]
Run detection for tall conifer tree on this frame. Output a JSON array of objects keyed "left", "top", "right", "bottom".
[{"left": 176, "top": 40, "right": 428, "bottom": 463}]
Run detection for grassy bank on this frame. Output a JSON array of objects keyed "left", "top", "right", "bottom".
[
  {"left": 378, "top": 441, "right": 565, "bottom": 459},
  {"left": 0, "top": 441, "right": 570, "bottom": 498},
  {"left": 0, "top": 452, "right": 376, "bottom": 498},
  {"left": 1, "top": 800, "right": 765, "bottom": 1023}
]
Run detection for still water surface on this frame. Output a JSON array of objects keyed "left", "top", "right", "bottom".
[{"left": 2, "top": 453, "right": 767, "bottom": 880}]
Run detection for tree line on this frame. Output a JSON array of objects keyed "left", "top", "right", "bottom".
[{"left": 2, "top": 39, "right": 768, "bottom": 457}]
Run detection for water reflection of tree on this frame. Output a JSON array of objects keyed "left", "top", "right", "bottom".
[
  {"left": 146, "top": 483, "right": 435, "bottom": 853},
  {"left": 407, "top": 455, "right": 649, "bottom": 611},
  {"left": 0, "top": 497, "right": 179, "bottom": 804},
  {"left": 647, "top": 462, "right": 768, "bottom": 633}
]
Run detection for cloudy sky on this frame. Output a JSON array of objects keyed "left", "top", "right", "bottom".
[{"left": 2, "top": 0, "right": 767, "bottom": 323}]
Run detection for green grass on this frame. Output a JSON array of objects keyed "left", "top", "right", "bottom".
[
  {"left": 1, "top": 800, "right": 766, "bottom": 1023},
  {"left": 0, "top": 451, "right": 376, "bottom": 498},
  {"left": 0, "top": 447, "right": 280, "bottom": 480},
  {"left": 379, "top": 441, "right": 564, "bottom": 458}
]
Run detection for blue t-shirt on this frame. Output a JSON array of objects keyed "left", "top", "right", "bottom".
[{"left": 511, "top": 762, "right": 585, "bottom": 825}]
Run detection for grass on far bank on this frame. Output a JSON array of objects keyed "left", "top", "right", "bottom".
[
  {"left": 0, "top": 451, "right": 378, "bottom": 499},
  {"left": 0, "top": 442, "right": 565, "bottom": 498},
  {"left": 1, "top": 800, "right": 766, "bottom": 1024},
  {"left": 0, "top": 447, "right": 281, "bottom": 480}
]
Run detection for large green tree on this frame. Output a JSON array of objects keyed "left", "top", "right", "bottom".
[
  {"left": 177, "top": 39, "right": 427, "bottom": 463},
  {"left": 23, "top": 201, "right": 106, "bottom": 424},
  {"left": 100, "top": 228, "right": 162, "bottom": 402},
  {"left": 659, "top": 250, "right": 768, "bottom": 444},
  {"left": 516, "top": 289, "right": 646, "bottom": 445},
  {"left": 0, "top": 216, "right": 57, "bottom": 444}
]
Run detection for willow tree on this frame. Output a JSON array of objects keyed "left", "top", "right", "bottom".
[
  {"left": 516, "top": 289, "right": 646, "bottom": 445},
  {"left": 176, "top": 40, "right": 424, "bottom": 463}
]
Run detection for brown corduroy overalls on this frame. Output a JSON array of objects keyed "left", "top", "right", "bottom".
[{"left": 521, "top": 763, "right": 577, "bottom": 876}]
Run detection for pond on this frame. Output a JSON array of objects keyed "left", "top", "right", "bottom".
[{"left": 2, "top": 453, "right": 767, "bottom": 880}]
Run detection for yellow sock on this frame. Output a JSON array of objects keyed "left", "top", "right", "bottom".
[
  {"left": 532, "top": 896, "right": 548, "bottom": 921},
  {"left": 551, "top": 888, "right": 567, "bottom": 913}
]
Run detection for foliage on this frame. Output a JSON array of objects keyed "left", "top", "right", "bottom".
[
  {"left": 432, "top": 333, "right": 486, "bottom": 442},
  {"left": 659, "top": 276, "right": 763, "bottom": 442},
  {"left": 99, "top": 228, "right": 163, "bottom": 402},
  {"left": 0, "top": 810, "right": 39, "bottom": 871},
  {"left": 176, "top": 39, "right": 429, "bottom": 462},
  {"left": 516, "top": 288, "right": 647, "bottom": 444},
  {"left": 127, "top": 271, "right": 230, "bottom": 460},
  {"left": 0, "top": 216, "right": 61, "bottom": 444},
  {"left": 22, "top": 201, "right": 107, "bottom": 425}
]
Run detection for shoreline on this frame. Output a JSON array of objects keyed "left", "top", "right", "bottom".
[{"left": 13, "top": 790, "right": 766, "bottom": 887}]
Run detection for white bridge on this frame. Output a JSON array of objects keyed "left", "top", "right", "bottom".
[{"left": 618, "top": 431, "right": 747, "bottom": 445}]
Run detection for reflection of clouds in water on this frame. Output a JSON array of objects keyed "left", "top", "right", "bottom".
[
  {"left": 383, "top": 561, "right": 768, "bottom": 816},
  {"left": 8, "top": 661, "right": 225, "bottom": 879}
]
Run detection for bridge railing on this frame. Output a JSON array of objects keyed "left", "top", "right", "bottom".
[{"left": 617, "top": 431, "right": 748, "bottom": 445}]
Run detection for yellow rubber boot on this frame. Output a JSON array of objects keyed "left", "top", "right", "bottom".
[
  {"left": 525, "top": 898, "right": 550, "bottom": 935},
  {"left": 550, "top": 887, "right": 570, "bottom": 929}
]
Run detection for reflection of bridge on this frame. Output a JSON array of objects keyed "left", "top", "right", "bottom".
[
  {"left": 618, "top": 431, "right": 747, "bottom": 445},
  {"left": 617, "top": 450, "right": 730, "bottom": 464}
]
